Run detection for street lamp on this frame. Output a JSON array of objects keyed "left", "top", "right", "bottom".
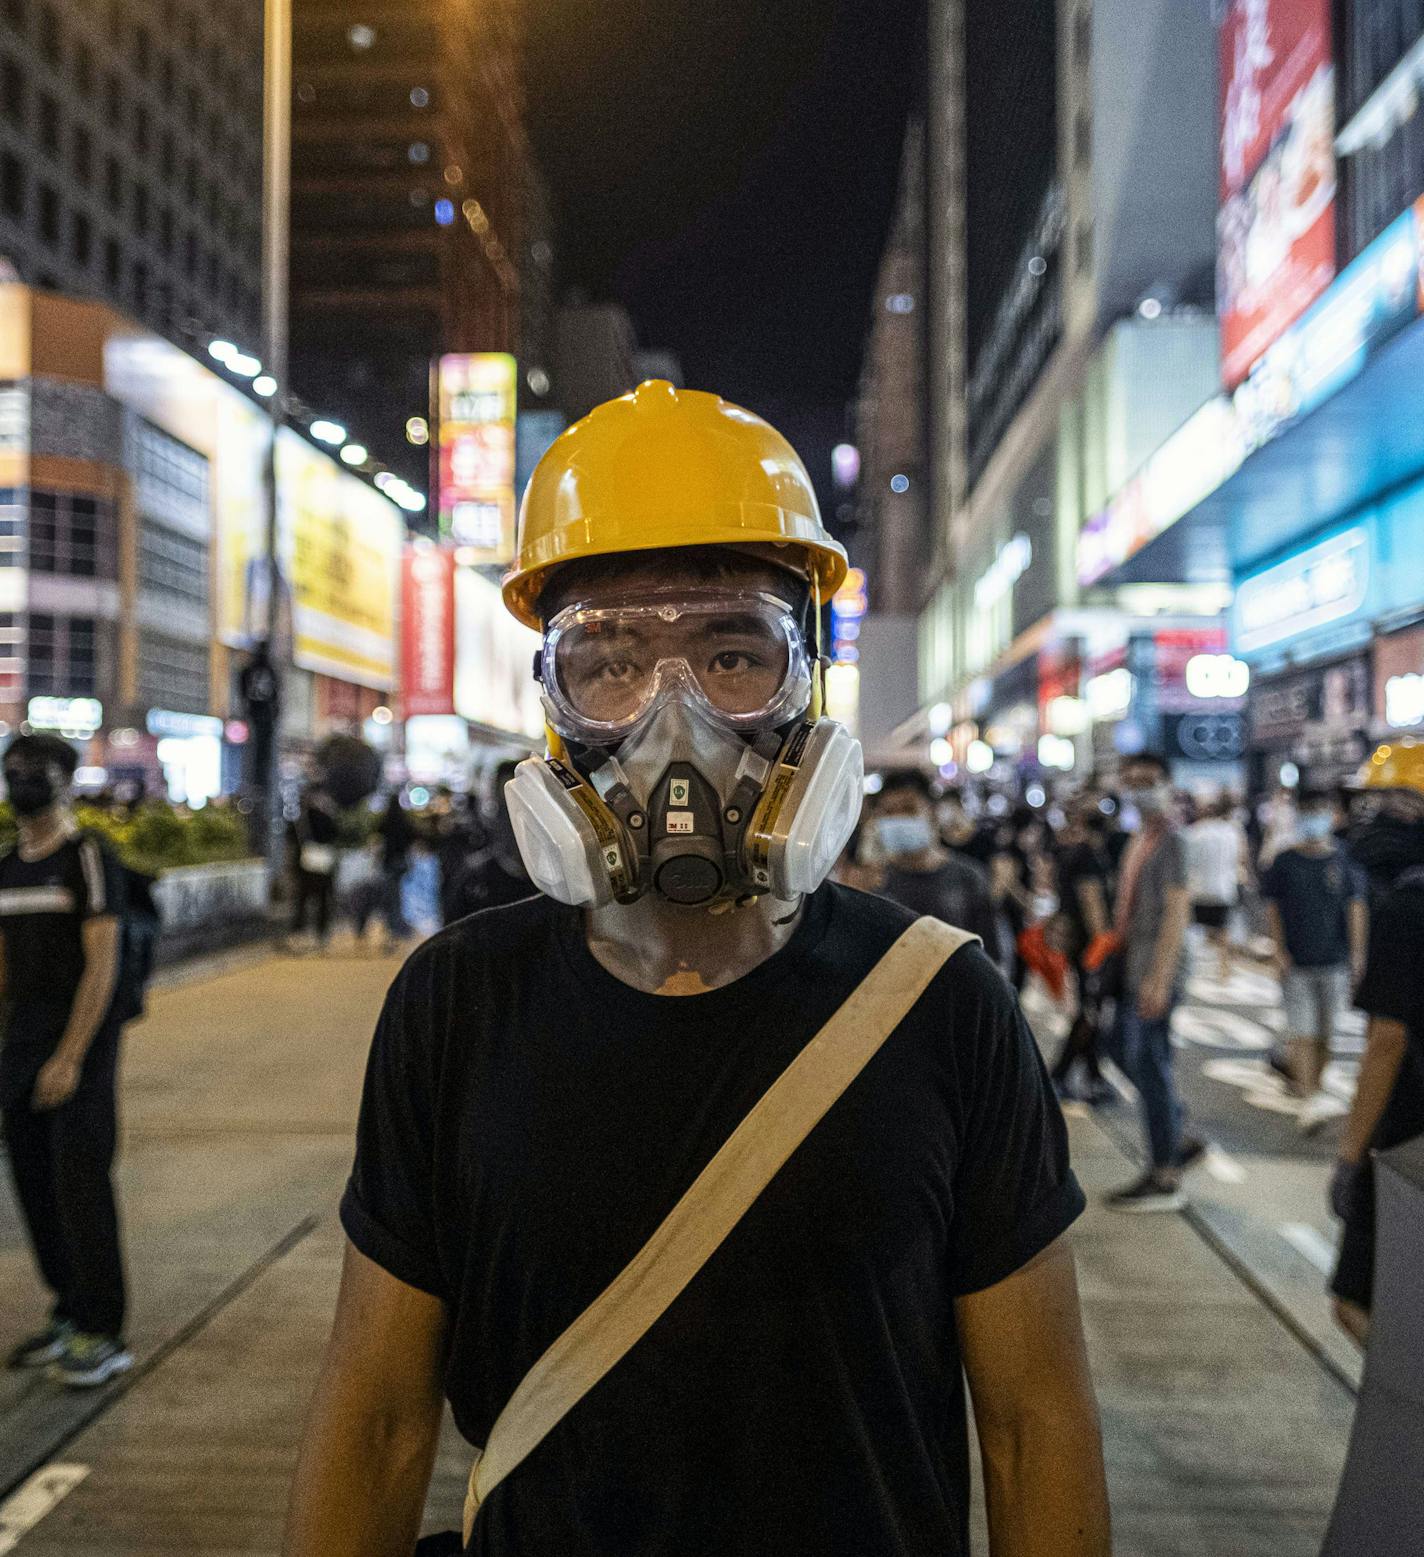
[{"left": 245, "top": 0, "right": 293, "bottom": 859}]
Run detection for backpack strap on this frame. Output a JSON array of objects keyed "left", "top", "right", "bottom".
[{"left": 463, "top": 916, "right": 980, "bottom": 1539}]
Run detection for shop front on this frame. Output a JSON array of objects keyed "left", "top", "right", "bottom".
[{"left": 1232, "top": 483, "right": 1424, "bottom": 787}]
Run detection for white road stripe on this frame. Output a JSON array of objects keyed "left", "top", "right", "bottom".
[
  {"left": 1205, "top": 1145, "right": 1248, "bottom": 1184},
  {"left": 0, "top": 1465, "right": 89, "bottom": 1554},
  {"left": 1279, "top": 1222, "right": 1339, "bottom": 1275}
]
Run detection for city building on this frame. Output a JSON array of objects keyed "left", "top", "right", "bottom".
[
  {"left": 912, "top": 0, "right": 1240, "bottom": 790},
  {"left": 289, "top": 0, "right": 539, "bottom": 504},
  {"left": 0, "top": 0, "right": 265, "bottom": 355},
  {"left": 1048, "top": 0, "right": 1424, "bottom": 791},
  {"left": 0, "top": 281, "right": 413, "bottom": 801},
  {"left": 847, "top": 118, "right": 929, "bottom": 764}
]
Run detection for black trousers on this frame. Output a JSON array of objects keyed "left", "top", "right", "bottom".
[
  {"left": 1, "top": 1047, "right": 127, "bottom": 1338},
  {"left": 291, "top": 867, "right": 335, "bottom": 939}
]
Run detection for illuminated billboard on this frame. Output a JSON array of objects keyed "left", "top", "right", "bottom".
[
  {"left": 215, "top": 417, "right": 403, "bottom": 690},
  {"left": 453, "top": 566, "right": 544, "bottom": 739},
  {"left": 438, "top": 353, "right": 518, "bottom": 561},
  {"left": 1218, "top": 0, "right": 1337, "bottom": 388}
]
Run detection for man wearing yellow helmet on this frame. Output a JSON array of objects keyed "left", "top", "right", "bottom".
[
  {"left": 1329, "top": 739, "right": 1424, "bottom": 1343},
  {"left": 285, "top": 385, "right": 1108, "bottom": 1556}
]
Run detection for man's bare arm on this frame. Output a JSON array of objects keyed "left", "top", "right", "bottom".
[
  {"left": 1140, "top": 885, "right": 1191, "bottom": 1019},
  {"left": 33, "top": 916, "right": 121, "bottom": 1110},
  {"left": 283, "top": 1241, "right": 448, "bottom": 1557},
  {"left": 958, "top": 1238, "right": 1111, "bottom": 1556},
  {"left": 1339, "top": 1016, "right": 1408, "bottom": 1166}
]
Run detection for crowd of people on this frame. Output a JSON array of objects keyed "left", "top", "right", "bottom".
[
  {"left": 847, "top": 750, "right": 1424, "bottom": 1345},
  {"left": 282, "top": 762, "right": 534, "bottom": 956}
]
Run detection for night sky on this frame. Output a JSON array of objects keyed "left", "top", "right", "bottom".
[{"left": 524, "top": 0, "right": 927, "bottom": 481}]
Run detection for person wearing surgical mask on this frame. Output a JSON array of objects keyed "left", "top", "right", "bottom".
[
  {"left": 867, "top": 772, "right": 1000, "bottom": 963},
  {"left": 286, "top": 384, "right": 1108, "bottom": 1557},
  {"left": 1261, "top": 789, "right": 1367, "bottom": 1135},
  {"left": 0, "top": 734, "right": 131, "bottom": 1389},
  {"left": 1104, "top": 751, "right": 1198, "bottom": 1213}
]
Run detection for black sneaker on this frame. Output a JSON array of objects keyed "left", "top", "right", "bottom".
[
  {"left": 6, "top": 1318, "right": 75, "bottom": 1370},
  {"left": 1177, "top": 1134, "right": 1207, "bottom": 1171},
  {"left": 51, "top": 1331, "right": 133, "bottom": 1389},
  {"left": 1105, "top": 1172, "right": 1186, "bottom": 1214}
]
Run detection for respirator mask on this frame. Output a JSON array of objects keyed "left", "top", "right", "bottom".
[{"left": 505, "top": 588, "right": 863, "bottom": 907}]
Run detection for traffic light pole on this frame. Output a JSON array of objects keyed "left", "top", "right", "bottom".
[{"left": 254, "top": 0, "right": 292, "bottom": 865}]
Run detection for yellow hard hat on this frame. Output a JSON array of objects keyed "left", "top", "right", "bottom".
[
  {"left": 502, "top": 380, "right": 848, "bottom": 629},
  {"left": 1355, "top": 738, "right": 1424, "bottom": 795}
]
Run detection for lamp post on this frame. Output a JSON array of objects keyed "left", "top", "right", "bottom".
[{"left": 249, "top": 0, "right": 292, "bottom": 860}]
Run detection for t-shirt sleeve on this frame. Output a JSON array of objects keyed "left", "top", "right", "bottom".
[
  {"left": 1355, "top": 889, "right": 1424, "bottom": 1025},
  {"left": 1259, "top": 858, "right": 1282, "bottom": 901},
  {"left": 947, "top": 951, "right": 1086, "bottom": 1295},
  {"left": 75, "top": 835, "right": 126, "bottom": 920},
  {"left": 340, "top": 958, "right": 446, "bottom": 1297}
]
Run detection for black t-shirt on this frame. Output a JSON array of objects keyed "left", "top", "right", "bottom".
[
  {"left": 1353, "top": 873, "right": 1424, "bottom": 1155},
  {"left": 881, "top": 855, "right": 1002, "bottom": 965},
  {"left": 342, "top": 883, "right": 1083, "bottom": 1556},
  {"left": 1054, "top": 842, "right": 1108, "bottom": 939},
  {"left": 0, "top": 832, "right": 126, "bottom": 1098},
  {"left": 1261, "top": 847, "right": 1366, "bottom": 968}
]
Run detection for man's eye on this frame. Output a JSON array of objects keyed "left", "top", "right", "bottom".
[{"left": 710, "top": 650, "right": 758, "bottom": 674}]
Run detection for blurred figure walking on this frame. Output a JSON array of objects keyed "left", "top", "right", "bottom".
[
  {"left": 1105, "top": 752, "right": 1195, "bottom": 1212},
  {"left": 373, "top": 793, "right": 413, "bottom": 954},
  {"left": 1261, "top": 788, "right": 1367, "bottom": 1134},
  {"left": 1049, "top": 799, "right": 1114, "bottom": 1104},
  {"left": 1184, "top": 797, "right": 1250, "bottom": 981},
  {"left": 288, "top": 783, "right": 341, "bottom": 951}
]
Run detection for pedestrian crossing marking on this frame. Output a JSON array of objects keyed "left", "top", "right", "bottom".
[{"left": 0, "top": 1464, "right": 89, "bottom": 1553}]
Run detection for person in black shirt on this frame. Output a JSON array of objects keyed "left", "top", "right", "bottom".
[
  {"left": 285, "top": 388, "right": 1108, "bottom": 1557},
  {"left": 442, "top": 760, "right": 537, "bottom": 924},
  {"left": 1049, "top": 800, "right": 1115, "bottom": 1104},
  {"left": 1329, "top": 744, "right": 1424, "bottom": 1344},
  {"left": 866, "top": 769, "right": 1001, "bottom": 961},
  {"left": 287, "top": 783, "right": 341, "bottom": 950},
  {"left": 0, "top": 733, "right": 132, "bottom": 1388}
]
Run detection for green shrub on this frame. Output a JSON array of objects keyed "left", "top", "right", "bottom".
[{"left": 0, "top": 800, "right": 255, "bottom": 876}]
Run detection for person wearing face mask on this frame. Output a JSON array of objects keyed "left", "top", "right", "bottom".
[
  {"left": 866, "top": 771, "right": 1000, "bottom": 961},
  {"left": 284, "top": 384, "right": 1108, "bottom": 1557},
  {"left": 1104, "top": 751, "right": 1197, "bottom": 1212},
  {"left": 442, "top": 759, "right": 536, "bottom": 923},
  {"left": 0, "top": 734, "right": 132, "bottom": 1389},
  {"left": 1260, "top": 789, "right": 1368, "bottom": 1134},
  {"left": 1327, "top": 741, "right": 1424, "bottom": 1345}
]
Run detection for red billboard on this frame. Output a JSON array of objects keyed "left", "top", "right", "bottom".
[
  {"left": 401, "top": 545, "right": 456, "bottom": 718},
  {"left": 1219, "top": 0, "right": 1337, "bottom": 388},
  {"left": 437, "top": 353, "right": 518, "bottom": 561}
]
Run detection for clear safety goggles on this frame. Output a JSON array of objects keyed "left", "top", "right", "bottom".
[{"left": 540, "top": 589, "right": 814, "bottom": 744}]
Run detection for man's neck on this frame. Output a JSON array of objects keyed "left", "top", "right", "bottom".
[
  {"left": 584, "top": 890, "right": 804, "bottom": 996},
  {"left": 17, "top": 806, "right": 76, "bottom": 862}
]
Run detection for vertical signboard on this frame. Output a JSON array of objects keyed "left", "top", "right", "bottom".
[
  {"left": 438, "top": 353, "right": 518, "bottom": 561},
  {"left": 401, "top": 545, "right": 456, "bottom": 718},
  {"left": 1219, "top": 0, "right": 1337, "bottom": 387}
]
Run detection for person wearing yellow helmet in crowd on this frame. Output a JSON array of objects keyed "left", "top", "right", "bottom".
[
  {"left": 284, "top": 384, "right": 1109, "bottom": 1557},
  {"left": 1328, "top": 739, "right": 1424, "bottom": 1345}
]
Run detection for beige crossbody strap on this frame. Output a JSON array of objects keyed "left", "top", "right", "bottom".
[{"left": 463, "top": 916, "right": 979, "bottom": 1539}]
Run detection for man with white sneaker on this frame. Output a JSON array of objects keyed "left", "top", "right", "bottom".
[{"left": 1261, "top": 788, "right": 1368, "bottom": 1135}]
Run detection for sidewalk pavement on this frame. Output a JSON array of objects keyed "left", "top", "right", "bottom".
[{"left": 0, "top": 939, "right": 1356, "bottom": 1554}]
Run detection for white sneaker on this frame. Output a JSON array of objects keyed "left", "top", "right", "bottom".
[{"left": 1298, "top": 1091, "right": 1349, "bottom": 1135}]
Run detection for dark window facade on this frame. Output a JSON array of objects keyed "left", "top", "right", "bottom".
[
  {"left": 27, "top": 490, "right": 116, "bottom": 579},
  {"left": 27, "top": 613, "right": 98, "bottom": 698}
]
